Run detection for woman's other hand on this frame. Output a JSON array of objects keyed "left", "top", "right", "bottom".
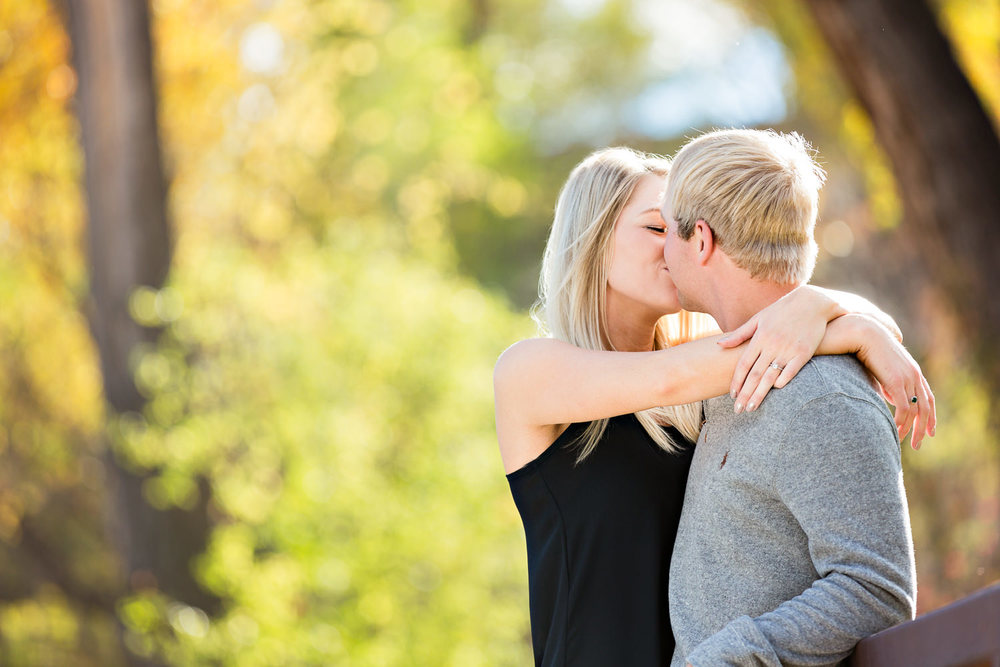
[{"left": 851, "top": 317, "right": 936, "bottom": 449}]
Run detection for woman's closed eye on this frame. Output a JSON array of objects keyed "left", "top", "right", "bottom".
[{"left": 645, "top": 225, "right": 665, "bottom": 234}]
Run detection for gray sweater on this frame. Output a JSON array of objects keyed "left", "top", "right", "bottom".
[{"left": 669, "top": 355, "right": 916, "bottom": 666}]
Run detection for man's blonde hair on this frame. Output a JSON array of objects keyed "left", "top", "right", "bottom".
[
  {"left": 536, "top": 147, "right": 717, "bottom": 462},
  {"left": 666, "top": 129, "right": 826, "bottom": 285}
]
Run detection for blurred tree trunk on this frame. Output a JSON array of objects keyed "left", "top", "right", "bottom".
[
  {"left": 805, "top": 0, "right": 1000, "bottom": 407},
  {"left": 63, "top": 0, "right": 218, "bottom": 658}
]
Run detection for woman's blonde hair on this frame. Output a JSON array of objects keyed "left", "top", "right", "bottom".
[
  {"left": 666, "top": 129, "right": 826, "bottom": 285},
  {"left": 534, "top": 147, "right": 717, "bottom": 462}
]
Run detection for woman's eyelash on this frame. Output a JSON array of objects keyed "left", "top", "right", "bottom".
[{"left": 646, "top": 226, "right": 665, "bottom": 233}]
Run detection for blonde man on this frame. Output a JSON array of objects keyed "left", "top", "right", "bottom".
[{"left": 661, "top": 129, "right": 926, "bottom": 666}]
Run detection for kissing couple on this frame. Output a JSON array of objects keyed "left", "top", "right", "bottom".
[{"left": 494, "top": 129, "right": 930, "bottom": 666}]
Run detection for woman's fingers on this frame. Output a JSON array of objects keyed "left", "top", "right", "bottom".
[
  {"left": 773, "top": 355, "right": 807, "bottom": 390},
  {"left": 718, "top": 317, "right": 758, "bottom": 349},
  {"left": 736, "top": 354, "right": 780, "bottom": 412},
  {"left": 894, "top": 379, "right": 921, "bottom": 445},
  {"left": 893, "top": 387, "right": 914, "bottom": 439},
  {"left": 925, "top": 380, "right": 937, "bottom": 437},
  {"left": 911, "top": 376, "right": 937, "bottom": 449},
  {"left": 911, "top": 384, "right": 930, "bottom": 450},
  {"left": 742, "top": 362, "right": 785, "bottom": 413},
  {"left": 731, "top": 336, "right": 807, "bottom": 399},
  {"left": 737, "top": 352, "right": 808, "bottom": 413},
  {"left": 859, "top": 333, "right": 937, "bottom": 449},
  {"left": 730, "top": 345, "right": 761, "bottom": 400},
  {"left": 887, "top": 362, "right": 937, "bottom": 450},
  {"left": 880, "top": 375, "right": 907, "bottom": 433},
  {"left": 905, "top": 386, "right": 924, "bottom": 450}
]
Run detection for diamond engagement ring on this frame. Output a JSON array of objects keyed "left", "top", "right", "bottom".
[{"left": 768, "top": 361, "right": 784, "bottom": 372}]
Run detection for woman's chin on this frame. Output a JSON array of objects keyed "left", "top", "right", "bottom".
[
  {"left": 657, "top": 291, "right": 682, "bottom": 315},
  {"left": 653, "top": 301, "right": 683, "bottom": 317}
]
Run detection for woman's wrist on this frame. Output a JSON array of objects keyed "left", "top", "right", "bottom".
[
  {"left": 800, "top": 284, "right": 852, "bottom": 322},
  {"left": 808, "top": 285, "right": 902, "bottom": 341},
  {"left": 818, "top": 312, "right": 878, "bottom": 355}
]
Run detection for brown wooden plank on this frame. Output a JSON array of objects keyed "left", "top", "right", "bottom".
[{"left": 849, "top": 583, "right": 1000, "bottom": 666}]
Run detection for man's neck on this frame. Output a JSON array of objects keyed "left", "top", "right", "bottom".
[{"left": 708, "top": 279, "right": 799, "bottom": 332}]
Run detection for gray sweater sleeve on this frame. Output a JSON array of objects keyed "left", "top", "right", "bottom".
[{"left": 687, "top": 394, "right": 916, "bottom": 666}]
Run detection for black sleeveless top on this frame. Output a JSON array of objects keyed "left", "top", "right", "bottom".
[{"left": 506, "top": 414, "right": 694, "bottom": 666}]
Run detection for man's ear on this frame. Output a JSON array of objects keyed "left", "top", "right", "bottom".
[{"left": 692, "top": 219, "right": 715, "bottom": 266}]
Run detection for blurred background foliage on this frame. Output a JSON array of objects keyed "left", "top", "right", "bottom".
[{"left": 0, "top": 0, "right": 996, "bottom": 664}]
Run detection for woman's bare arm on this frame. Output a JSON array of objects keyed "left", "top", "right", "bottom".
[
  {"left": 808, "top": 286, "right": 902, "bottom": 341},
  {"left": 495, "top": 291, "right": 934, "bottom": 472},
  {"left": 493, "top": 309, "right": 918, "bottom": 433},
  {"left": 493, "top": 335, "right": 740, "bottom": 431}
]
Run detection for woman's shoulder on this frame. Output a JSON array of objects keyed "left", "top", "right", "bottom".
[
  {"left": 493, "top": 337, "right": 560, "bottom": 391},
  {"left": 495, "top": 336, "right": 554, "bottom": 366}
]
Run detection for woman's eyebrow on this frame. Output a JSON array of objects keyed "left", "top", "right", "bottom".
[{"left": 640, "top": 207, "right": 662, "bottom": 215}]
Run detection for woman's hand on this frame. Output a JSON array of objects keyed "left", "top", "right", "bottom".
[
  {"left": 723, "top": 306, "right": 936, "bottom": 449},
  {"left": 719, "top": 286, "right": 846, "bottom": 413},
  {"left": 851, "top": 317, "right": 936, "bottom": 449}
]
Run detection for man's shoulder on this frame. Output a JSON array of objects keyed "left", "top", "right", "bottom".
[
  {"left": 781, "top": 354, "right": 878, "bottom": 401},
  {"left": 702, "top": 355, "right": 896, "bottom": 450},
  {"left": 764, "top": 355, "right": 893, "bottom": 425},
  {"left": 775, "top": 355, "right": 898, "bottom": 441}
]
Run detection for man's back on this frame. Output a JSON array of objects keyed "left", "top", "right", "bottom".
[{"left": 669, "top": 354, "right": 916, "bottom": 667}]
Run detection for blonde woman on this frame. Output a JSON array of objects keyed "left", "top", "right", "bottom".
[{"left": 493, "top": 147, "right": 933, "bottom": 666}]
